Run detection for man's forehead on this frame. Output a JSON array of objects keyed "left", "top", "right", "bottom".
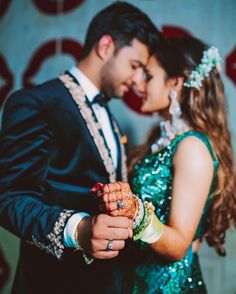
[{"left": 120, "top": 39, "right": 149, "bottom": 64}]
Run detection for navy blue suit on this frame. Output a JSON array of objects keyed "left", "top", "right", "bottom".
[{"left": 0, "top": 74, "right": 127, "bottom": 294}]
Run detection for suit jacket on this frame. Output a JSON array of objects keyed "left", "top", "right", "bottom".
[{"left": 0, "top": 74, "right": 127, "bottom": 294}]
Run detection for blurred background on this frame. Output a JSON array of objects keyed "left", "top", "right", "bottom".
[{"left": 0, "top": 0, "right": 235, "bottom": 293}]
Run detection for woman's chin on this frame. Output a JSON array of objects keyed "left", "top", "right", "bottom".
[{"left": 140, "top": 104, "right": 149, "bottom": 113}]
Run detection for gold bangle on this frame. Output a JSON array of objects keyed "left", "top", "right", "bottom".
[{"left": 74, "top": 218, "right": 94, "bottom": 265}]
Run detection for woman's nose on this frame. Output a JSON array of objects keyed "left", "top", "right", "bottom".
[{"left": 132, "top": 68, "right": 147, "bottom": 96}]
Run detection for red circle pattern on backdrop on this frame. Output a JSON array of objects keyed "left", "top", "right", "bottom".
[
  {"left": 32, "top": 0, "right": 84, "bottom": 15},
  {"left": 0, "top": 52, "right": 14, "bottom": 106},
  {"left": 226, "top": 47, "right": 236, "bottom": 86},
  {"left": 0, "top": 0, "right": 11, "bottom": 19},
  {"left": 0, "top": 2, "right": 235, "bottom": 109},
  {"left": 22, "top": 39, "right": 83, "bottom": 88}
]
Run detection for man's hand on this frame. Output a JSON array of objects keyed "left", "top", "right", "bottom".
[{"left": 76, "top": 214, "right": 132, "bottom": 259}]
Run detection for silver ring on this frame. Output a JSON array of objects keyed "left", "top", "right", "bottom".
[
  {"left": 117, "top": 200, "right": 126, "bottom": 209},
  {"left": 107, "top": 240, "right": 114, "bottom": 251}
]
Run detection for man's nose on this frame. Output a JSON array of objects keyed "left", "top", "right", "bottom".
[{"left": 132, "top": 68, "right": 147, "bottom": 96}]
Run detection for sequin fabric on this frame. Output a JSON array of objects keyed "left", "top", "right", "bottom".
[{"left": 118, "top": 131, "right": 218, "bottom": 294}]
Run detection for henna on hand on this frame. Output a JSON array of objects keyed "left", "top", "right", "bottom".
[{"left": 92, "top": 182, "right": 139, "bottom": 220}]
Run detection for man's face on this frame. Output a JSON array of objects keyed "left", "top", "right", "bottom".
[{"left": 100, "top": 39, "right": 149, "bottom": 98}]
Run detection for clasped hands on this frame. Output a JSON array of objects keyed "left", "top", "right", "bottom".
[
  {"left": 75, "top": 182, "right": 137, "bottom": 261},
  {"left": 93, "top": 181, "right": 138, "bottom": 220}
]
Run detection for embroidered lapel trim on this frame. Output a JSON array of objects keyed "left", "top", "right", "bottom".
[
  {"left": 59, "top": 74, "right": 116, "bottom": 182},
  {"left": 111, "top": 119, "right": 128, "bottom": 181}
]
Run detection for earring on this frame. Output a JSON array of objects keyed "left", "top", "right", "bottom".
[
  {"left": 169, "top": 89, "right": 181, "bottom": 118},
  {"left": 150, "top": 90, "right": 190, "bottom": 154},
  {"left": 169, "top": 89, "right": 189, "bottom": 135}
]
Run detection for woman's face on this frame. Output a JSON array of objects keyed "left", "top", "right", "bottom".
[{"left": 141, "top": 56, "right": 172, "bottom": 113}]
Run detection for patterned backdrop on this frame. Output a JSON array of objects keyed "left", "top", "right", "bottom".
[{"left": 0, "top": 1, "right": 236, "bottom": 293}]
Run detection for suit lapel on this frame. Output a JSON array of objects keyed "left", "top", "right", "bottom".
[
  {"left": 59, "top": 74, "right": 119, "bottom": 182},
  {"left": 106, "top": 107, "right": 128, "bottom": 181}
]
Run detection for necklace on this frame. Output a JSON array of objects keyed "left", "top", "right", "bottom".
[{"left": 151, "top": 118, "right": 190, "bottom": 153}]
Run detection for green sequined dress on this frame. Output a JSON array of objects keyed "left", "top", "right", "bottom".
[{"left": 115, "top": 131, "right": 218, "bottom": 294}]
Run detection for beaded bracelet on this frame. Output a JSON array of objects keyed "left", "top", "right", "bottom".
[
  {"left": 74, "top": 219, "right": 94, "bottom": 265},
  {"left": 132, "top": 196, "right": 144, "bottom": 230}
]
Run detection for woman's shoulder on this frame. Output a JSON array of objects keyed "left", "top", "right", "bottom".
[
  {"left": 172, "top": 130, "right": 217, "bottom": 161},
  {"left": 172, "top": 130, "right": 218, "bottom": 174}
]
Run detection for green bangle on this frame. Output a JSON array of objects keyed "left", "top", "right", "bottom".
[
  {"left": 133, "top": 209, "right": 148, "bottom": 239},
  {"left": 133, "top": 201, "right": 155, "bottom": 241}
]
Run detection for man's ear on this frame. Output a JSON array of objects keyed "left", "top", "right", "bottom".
[{"left": 96, "top": 35, "right": 115, "bottom": 60}]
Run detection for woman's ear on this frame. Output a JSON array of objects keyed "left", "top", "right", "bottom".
[
  {"left": 168, "top": 76, "right": 184, "bottom": 96},
  {"left": 96, "top": 34, "right": 115, "bottom": 60}
]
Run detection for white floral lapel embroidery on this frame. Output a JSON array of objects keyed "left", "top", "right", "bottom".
[
  {"left": 111, "top": 119, "right": 128, "bottom": 181},
  {"left": 59, "top": 74, "right": 117, "bottom": 182}
]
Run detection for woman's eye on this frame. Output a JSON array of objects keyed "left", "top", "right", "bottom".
[{"left": 144, "top": 72, "right": 152, "bottom": 81}]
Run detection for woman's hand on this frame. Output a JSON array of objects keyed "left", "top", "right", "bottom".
[{"left": 92, "top": 182, "right": 139, "bottom": 220}]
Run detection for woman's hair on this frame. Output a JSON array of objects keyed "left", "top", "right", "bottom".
[{"left": 129, "top": 36, "right": 236, "bottom": 256}]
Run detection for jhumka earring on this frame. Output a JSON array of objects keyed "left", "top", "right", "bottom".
[
  {"left": 169, "top": 89, "right": 189, "bottom": 136},
  {"left": 151, "top": 89, "right": 189, "bottom": 153}
]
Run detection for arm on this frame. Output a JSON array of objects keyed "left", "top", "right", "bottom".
[
  {"left": 98, "top": 136, "right": 214, "bottom": 261},
  {"left": 149, "top": 136, "right": 214, "bottom": 260},
  {"left": 0, "top": 90, "right": 74, "bottom": 260},
  {"left": 0, "top": 90, "right": 131, "bottom": 261}
]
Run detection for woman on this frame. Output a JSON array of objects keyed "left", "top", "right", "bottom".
[{"left": 96, "top": 36, "right": 236, "bottom": 293}]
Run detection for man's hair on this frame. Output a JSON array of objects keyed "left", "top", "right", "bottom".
[{"left": 80, "top": 1, "right": 163, "bottom": 59}]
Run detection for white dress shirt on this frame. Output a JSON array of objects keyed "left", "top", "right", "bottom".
[{"left": 64, "top": 66, "right": 118, "bottom": 247}]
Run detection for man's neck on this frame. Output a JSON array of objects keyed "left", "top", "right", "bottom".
[{"left": 77, "top": 57, "right": 101, "bottom": 90}]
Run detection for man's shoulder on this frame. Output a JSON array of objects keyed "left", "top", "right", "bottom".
[
  {"left": 30, "top": 77, "right": 65, "bottom": 95},
  {"left": 4, "top": 78, "right": 68, "bottom": 108}
]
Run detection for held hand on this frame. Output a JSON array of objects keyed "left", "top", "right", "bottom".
[
  {"left": 93, "top": 182, "right": 139, "bottom": 220},
  {"left": 76, "top": 214, "right": 132, "bottom": 259}
]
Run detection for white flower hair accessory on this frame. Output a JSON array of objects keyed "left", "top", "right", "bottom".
[{"left": 183, "top": 46, "right": 221, "bottom": 90}]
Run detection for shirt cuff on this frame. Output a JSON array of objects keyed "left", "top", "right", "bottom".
[{"left": 63, "top": 212, "right": 90, "bottom": 247}]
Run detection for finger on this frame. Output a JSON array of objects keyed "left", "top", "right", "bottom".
[
  {"left": 122, "top": 182, "right": 131, "bottom": 191},
  {"left": 91, "top": 182, "right": 104, "bottom": 192},
  {"left": 102, "top": 182, "right": 122, "bottom": 193},
  {"left": 102, "top": 184, "right": 111, "bottom": 193},
  {"left": 92, "top": 239, "right": 125, "bottom": 252},
  {"left": 107, "top": 227, "right": 129, "bottom": 240},
  {"left": 102, "top": 192, "right": 123, "bottom": 203},
  {"left": 107, "top": 192, "right": 117, "bottom": 202},
  {"left": 104, "top": 215, "right": 130, "bottom": 228},
  {"left": 110, "top": 209, "right": 121, "bottom": 217},
  {"left": 107, "top": 202, "right": 119, "bottom": 212},
  {"left": 108, "top": 182, "right": 122, "bottom": 192},
  {"left": 120, "top": 182, "right": 132, "bottom": 194},
  {"left": 93, "top": 250, "right": 119, "bottom": 259},
  {"left": 97, "top": 190, "right": 103, "bottom": 197},
  {"left": 102, "top": 192, "right": 110, "bottom": 203}
]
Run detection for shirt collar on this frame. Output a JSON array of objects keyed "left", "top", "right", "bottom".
[{"left": 69, "top": 66, "right": 99, "bottom": 102}]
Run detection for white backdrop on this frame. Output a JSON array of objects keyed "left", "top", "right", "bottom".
[{"left": 0, "top": 1, "right": 236, "bottom": 293}]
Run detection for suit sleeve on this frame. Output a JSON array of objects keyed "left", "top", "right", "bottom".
[{"left": 0, "top": 89, "right": 75, "bottom": 260}]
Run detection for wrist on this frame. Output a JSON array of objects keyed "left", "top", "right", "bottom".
[
  {"left": 133, "top": 201, "right": 163, "bottom": 244},
  {"left": 140, "top": 212, "right": 164, "bottom": 244},
  {"left": 74, "top": 216, "right": 94, "bottom": 265},
  {"left": 63, "top": 212, "right": 90, "bottom": 248},
  {"left": 133, "top": 196, "right": 145, "bottom": 229}
]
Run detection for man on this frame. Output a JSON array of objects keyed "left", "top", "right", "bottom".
[{"left": 0, "top": 2, "right": 163, "bottom": 293}]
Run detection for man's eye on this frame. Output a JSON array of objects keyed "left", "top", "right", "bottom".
[{"left": 131, "top": 64, "right": 138, "bottom": 70}]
